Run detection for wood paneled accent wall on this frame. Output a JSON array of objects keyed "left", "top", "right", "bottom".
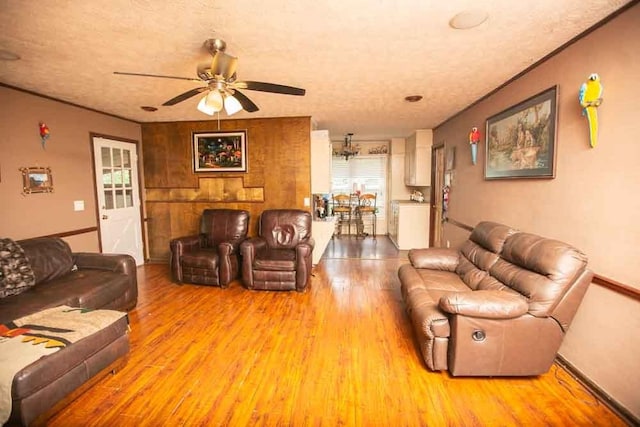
[{"left": 142, "top": 116, "right": 311, "bottom": 261}]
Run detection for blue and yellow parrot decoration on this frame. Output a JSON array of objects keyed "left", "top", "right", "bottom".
[{"left": 578, "top": 73, "right": 603, "bottom": 148}]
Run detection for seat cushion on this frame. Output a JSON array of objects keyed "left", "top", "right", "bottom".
[
  {"left": 254, "top": 249, "right": 296, "bottom": 271},
  {"left": 180, "top": 249, "right": 219, "bottom": 270},
  {"left": 0, "top": 270, "right": 130, "bottom": 323},
  {"left": 11, "top": 314, "right": 129, "bottom": 400}
]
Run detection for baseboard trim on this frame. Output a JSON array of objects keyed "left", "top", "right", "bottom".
[{"left": 555, "top": 355, "right": 638, "bottom": 426}]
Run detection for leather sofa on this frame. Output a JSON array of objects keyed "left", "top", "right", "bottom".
[
  {"left": 399, "top": 221, "right": 593, "bottom": 376},
  {"left": 0, "top": 237, "right": 137, "bottom": 425}
]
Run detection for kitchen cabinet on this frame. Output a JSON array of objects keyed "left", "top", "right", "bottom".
[
  {"left": 389, "top": 201, "right": 430, "bottom": 250},
  {"left": 404, "top": 129, "right": 433, "bottom": 186},
  {"left": 311, "top": 130, "right": 332, "bottom": 193},
  {"left": 312, "top": 217, "right": 336, "bottom": 265}
]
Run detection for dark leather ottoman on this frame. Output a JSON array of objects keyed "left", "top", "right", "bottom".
[{"left": 7, "top": 315, "right": 130, "bottom": 426}]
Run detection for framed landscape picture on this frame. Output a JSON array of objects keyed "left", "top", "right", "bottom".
[
  {"left": 20, "top": 166, "right": 54, "bottom": 194},
  {"left": 193, "top": 130, "right": 247, "bottom": 173},
  {"left": 485, "top": 86, "right": 557, "bottom": 180}
]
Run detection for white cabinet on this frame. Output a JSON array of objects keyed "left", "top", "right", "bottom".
[
  {"left": 389, "top": 201, "right": 430, "bottom": 250},
  {"left": 404, "top": 129, "right": 433, "bottom": 187},
  {"left": 312, "top": 217, "right": 336, "bottom": 265},
  {"left": 311, "top": 130, "right": 332, "bottom": 193}
]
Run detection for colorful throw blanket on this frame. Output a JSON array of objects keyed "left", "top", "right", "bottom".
[{"left": 0, "top": 306, "right": 127, "bottom": 424}]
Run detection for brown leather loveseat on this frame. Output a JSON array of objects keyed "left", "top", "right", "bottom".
[
  {"left": 0, "top": 237, "right": 137, "bottom": 425},
  {"left": 399, "top": 221, "right": 592, "bottom": 376}
]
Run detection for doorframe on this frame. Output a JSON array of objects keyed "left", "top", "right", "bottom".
[
  {"left": 89, "top": 132, "right": 147, "bottom": 261},
  {"left": 429, "top": 142, "right": 445, "bottom": 247}
]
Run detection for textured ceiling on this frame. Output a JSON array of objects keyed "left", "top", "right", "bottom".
[{"left": 0, "top": 0, "right": 632, "bottom": 140}]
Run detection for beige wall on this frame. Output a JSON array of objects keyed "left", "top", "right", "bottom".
[
  {"left": 0, "top": 86, "right": 142, "bottom": 251},
  {"left": 434, "top": 4, "right": 639, "bottom": 418}
]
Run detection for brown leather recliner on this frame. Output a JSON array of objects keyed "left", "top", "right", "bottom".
[
  {"left": 240, "top": 209, "right": 314, "bottom": 292},
  {"left": 170, "top": 209, "right": 249, "bottom": 287}
]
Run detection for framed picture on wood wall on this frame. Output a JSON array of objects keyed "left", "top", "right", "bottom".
[
  {"left": 193, "top": 130, "right": 247, "bottom": 173},
  {"left": 485, "top": 86, "right": 557, "bottom": 179}
]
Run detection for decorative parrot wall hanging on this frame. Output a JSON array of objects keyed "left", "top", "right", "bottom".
[
  {"left": 469, "top": 126, "right": 480, "bottom": 165},
  {"left": 39, "top": 122, "right": 50, "bottom": 149},
  {"left": 578, "top": 73, "right": 603, "bottom": 148}
]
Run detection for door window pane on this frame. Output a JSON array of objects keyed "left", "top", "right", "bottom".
[
  {"left": 123, "top": 150, "right": 131, "bottom": 168},
  {"left": 102, "top": 169, "right": 113, "bottom": 187},
  {"left": 115, "top": 190, "right": 124, "bottom": 208},
  {"left": 113, "top": 170, "right": 123, "bottom": 187},
  {"left": 104, "top": 190, "right": 114, "bottom": 210},
  {"left": 125, "top": 189, "right": 133, "bottom": 207},
  {"left": 123, "top": 169, "right": 131, "bottom": 186},
  {"left": 101, "top": 147, "right": 111, "bottom": 167},
  {"left": 113, "top": 149, "right": 122, "bottom": 167}
]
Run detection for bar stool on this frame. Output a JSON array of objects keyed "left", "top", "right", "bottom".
[
  {"left": 332, "top": 193, "right": 352, "bottom": 237},
  {"left": 356, "top": 193, "right": 377, "bottom": 238}
]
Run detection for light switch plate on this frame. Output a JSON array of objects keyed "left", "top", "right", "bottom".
[
  {"left": 303, "top": 197, "right": 310, "bottom": 207},
  {"left": 73, "top": 200, "right": 85, "bottom": 211}
]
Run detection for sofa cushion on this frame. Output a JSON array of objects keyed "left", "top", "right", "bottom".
[
  {"left": 18, "top": 238, "right": 74, "bottom": 286},
  {"left": 492, "top": 233, "right": 588, "bottom": 316},
  {"left": 469, "top": 221, "right": 518, "bottom": 254},
  {"left": 454, "top": 222, "right": 518, "bottom": 290},
  {"left": 0, "top": 238, "right": 36, "bottom": 298},
  {"left": 254, "top": 248, "right": 296, "bottom": 271}
]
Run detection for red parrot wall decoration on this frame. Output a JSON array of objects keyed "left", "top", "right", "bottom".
[{"left": 39, "top": 122, "right": 50, "bottom": 149}]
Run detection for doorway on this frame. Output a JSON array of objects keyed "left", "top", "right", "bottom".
[
  {"left": 92, "top": 135, "right": 144, "bottom": 265},
  {"left": 430, "top": 143, "right": 445, "bottom": 247}
]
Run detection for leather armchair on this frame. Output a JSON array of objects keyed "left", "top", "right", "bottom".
[
  {"left": 170, "top": 209, "right": 249, "bottom": 287},
  {"left": 240, "top": 209, "right": 314, "bottom": 292}
]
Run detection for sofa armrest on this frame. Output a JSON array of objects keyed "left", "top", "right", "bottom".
[
  {"left": 439, "top": 290, "right": 528, "bottom": 319},
  {"left": 73, "top": 252, "right": 138, "bottom": 309},
  {"left": 408, "top": 248, "right": 460, "bottom": 271},
  {"left": 170, "top": 234, "right": 202, "bottom": 254},
  {"left": 73, "top": 252, "right": 136, "bottom": 275},
  {"left": 240, "top": 237, "right": 267, "bottom": 289}
]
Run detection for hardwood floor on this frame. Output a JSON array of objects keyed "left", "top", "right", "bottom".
[{"left": 49, "top": 237, "right": 624, "bottom": 426}]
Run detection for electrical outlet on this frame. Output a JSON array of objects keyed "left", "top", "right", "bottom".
[
  {"left": 446, "top": 240, "right": 450, "bottom": 248},
  {"left": 304, "top": 197, "right": 310, "bottom": 207},
  {"left": 73, "top": 200, "right": 85, "bottom": 211}
]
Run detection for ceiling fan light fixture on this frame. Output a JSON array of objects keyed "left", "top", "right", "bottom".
[
  {"left": 224, "top": 95, "right": 243, "bottom": 116},
  {"left": 204, "top": 90, "right": 224, "bottom": 111},
  {"left": 197, "top": 95, "right": 216, "bottom": 115},
  {"left": 449, "top": 10, "right": 488, "bottom": 30}
]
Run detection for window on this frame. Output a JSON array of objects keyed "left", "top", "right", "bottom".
[{"left": 331, "top": 155, "right": 387, "bottom": 219}]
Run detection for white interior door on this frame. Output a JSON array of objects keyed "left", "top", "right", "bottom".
[{"left": 93, "top": 137, "right": 144, "bottom": 265}]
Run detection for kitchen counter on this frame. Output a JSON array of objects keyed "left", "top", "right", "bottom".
[{"left": 389, "top": 201, "right": 430, "bottom": 250}]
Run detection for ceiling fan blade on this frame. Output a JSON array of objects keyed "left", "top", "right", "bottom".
[
  {"left": 163, "top": 87, "right": 209, "bottom": 106},
  {"left": 232, "top": 90, "right": 259, "bottom": 112},
  {"left": 113, "top": 71, "right": 201, "bottom": 82},
  {"left": 235, "top": 81, "right": 306, "bottom": 96}
]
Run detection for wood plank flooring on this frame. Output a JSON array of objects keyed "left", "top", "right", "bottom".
[{"left": 48, "top": 237, "right": 624, "bottom": 426}]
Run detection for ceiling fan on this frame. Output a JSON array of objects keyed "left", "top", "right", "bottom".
[{"left": 114, "top": 38, "right": 305, "bottom": 116}]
